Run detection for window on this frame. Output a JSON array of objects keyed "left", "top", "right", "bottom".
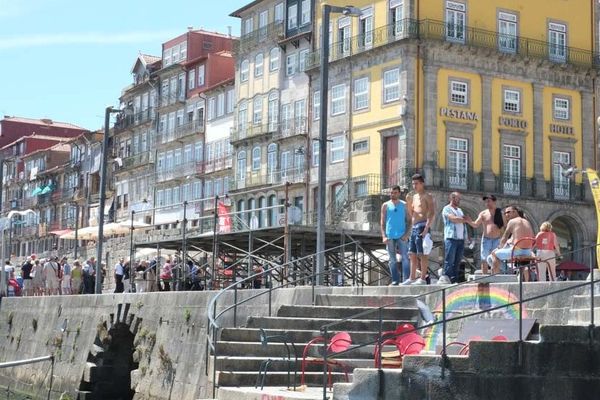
[
  {"left": 255, "top": 53, "right": 264, "bottom": 77},
  {"left": 390, "top": 0, "right": 404, "bottom": 37},
  {"left": 269, "top": 47, "right": 280, "bottom": 71},
  {"left": 553, "top": 151, "right": 570, "bottom": 200},
  {"left": 554, "top": 97, "right": 570, "bottom": 120},
  {"left": 288, "top": 4, "right": 298, "bottom": 29},
  {"left": 253, "top": 96, "right": 263, "bottom": 125},
  {"left": 447, "top": 137, "right": 468, "bottom": 189},
  {"left": 240, "top": 59, "right": 249, "bottom": 82},
  {"left": 498, "top": 11, "right": 517, "bottom": 53},
  {"left": 268, "top": 92, "right": 279, "bottom": 131},
  {"left": 299, "top": 49, "right": 309, "bottom": 72},
  {"left": 312, "top": 141, "right": 320, "bottom": 166},
  {"left": 252, "top": 146, "right": 261, "bottom": 170},
  {"left": 205, "top": 179, "right": 213, "bottom": 198},
  {"left": 226, "top": 89, "right": 235, "bottom": 114},
  {"left": 267, "top": 143, "right": 278, "bottom": 183},
  {"left": 352, "top": 139, "right": 369, "bottom": 154},
  {"left": 268, "top": 194, "right": 277, "bottom": 226},
  {"left": 188, "top": 69, "right": 196, "bottom": 90},
  {"left": 208, "top": 97, "right": 216, "bottom": 120},
  {"left": 450, "top": 80, "right": 468, "bottom": 105},
  {"left": 331, "top": 84, "right": 346, "bottom": 115},
  {"left": 259, "top": 10, "right": 269, "bottom": 38},
  {"left": 198, "top": 65, "right": 205, "bottom": 86},
  {"left": 244, "top": 17, "right": 254, "bottom": 35},
  {"left": 238, "top": 101, "right": 248, "bottom": 137},
  {"left": 280, "top": 151, "right": 290, "bottom": 178},
  {"left": 359, "top": 7, "right": 374, "bottom": 48},
  {"left": 281, "top": 103, "right": 292, "bottom": 133},
  {"left": 275, "top": 3, "right": 284, "bottom": 22},
  {"left": 446, "top": 1, "right": 466, "bottom": 43},
  {"left": 217, "top": 93, "right": 225, "bottom": 117},
  {"left": 502, "top": 145, "right": 521, "bottom": 195},
  {"left": 383, "top": 69, "right": 400, "bottom": 103},
  {"left": 286, "top": 53, "right": 297, "bottom": 76},
  {"left": 294, "top": 99, "right": 307, "bottom": 133},
  {"left": 338, "top": 17, "right": 351, "bottom": 56},
  {"left": 301, "top": 0, "right": 311, "bottom": 25},
  {"left": 313, "top": 91, "right": 320, "bottom": 120},
  {"left": 549, "top": 22, "right": 567, "bottom": 62},
  {"left": 331, "top": 136, "right": 345, "bottom": 163},
  {"left": 354, "top": 77, "right": 369, "bottom": 110},
  {"left": 503, "top": 90, "right": 520, "bottom": 113},
  {"left": 237, "top": 151, "right": 247, "bottom": 183}
]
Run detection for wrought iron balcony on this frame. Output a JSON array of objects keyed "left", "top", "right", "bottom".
[
  {"left": 306, "top": 18, "right": 599, "bottom": 70},
  {"left": 495, "top": 175, "right": 536, "bottom": 198},
  {"left": 231, "top": 118, "right": 308, "bottom": 143},
  {"left": 234, "top": 167, "right": 307, "bottom": 190},
  {"left": 199, "top": 156, "right": 233, "bottom": 175},
  {"left": 114, "top": 108, "right": 156, "bottom": 132},
  {"left": 233, "top": 20, "right": 285, "bottom": 54},
  {"left": 156, "top": 160, "right": 198, "bottom": 182},
  {"left": 122, "top": 151, "right": 155, "bottom": 169},
  {"left": 157, "top": 120, "right": 205, "bottom": 144},
  {"left": 549, "top": 179, "right": 585, "bottom": 202},
  {"left": 158, "top": 91, "right": 186, "bottom": 108}
]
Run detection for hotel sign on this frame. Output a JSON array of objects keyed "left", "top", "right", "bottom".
[
  {"left": 550, "top": 124, "right": 574, "bottom": 135},
  {"left": 440, "top": 107, "right": 479, "bottom": 121},
  {"left": 499, "top": 117, "right": 528, "bottom": 129}
]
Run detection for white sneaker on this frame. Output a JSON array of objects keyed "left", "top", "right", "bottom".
[
  {"left": 438, "top": 275, "right": 452, "bottom": 285},
  {"left": 401, "top": 278, "right": 415, "bottom": 285},
  {"left": 412, "top": 278, "right": 427, "bottom": 285},
  {"left": 388, "top": 281, "right": 399, "bottom": 286}
]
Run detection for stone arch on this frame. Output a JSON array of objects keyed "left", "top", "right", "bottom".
[{"left": 545, "top": 210, "right": 589, "bottom": 264}]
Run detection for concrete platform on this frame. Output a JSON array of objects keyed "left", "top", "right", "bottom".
[{"left": 217, "top": 386, "right": 325, "bottom": 400}]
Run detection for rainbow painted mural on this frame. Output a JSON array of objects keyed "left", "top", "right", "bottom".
[{"left": 425, "top": 286, "right": 527, "bottom": 351}]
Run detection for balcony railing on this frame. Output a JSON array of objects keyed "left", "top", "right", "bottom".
[
  {"left": 234, "top": 167, "right": 307, "bottom": 190},
  {"left": 122, "top": 151, "right": 155, "bottom": 169},
  {"left": 231, "top": 118, "right": 308, "bottom": 143},
  {"left": 156, "top": 160, "right": 198, "bottom": 182},
  {"left": 306, "top": 18, "right": 599, "bottom": 70},
  {"left": 158, "top": 91, "right": 186, "bottom": 108},
  {"left": 495, "top": 175, "right": 536, "bottom": 198},
  {"left": 430, "top": 168, "right": 484, "bottom": 192},
  {"left": 198, "top": 156, "right": 233, "bottom": 175},
  {"left": 157, "top": 120, "right": 205, "bottom": 144},
  {"left": 114, "top": 108, "right": 156, "bottom": 132},
  {"left": 550, "top": 179, "right": 585, "bottom": 202},
  {"left": 233, "top": 20, "right": 285, "bottom": 54}
]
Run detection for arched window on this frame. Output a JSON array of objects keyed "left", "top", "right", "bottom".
[
  {"left": 237, "top": 199, "right": 246, "bottom": 231},
  {"left": 237, "top": 151, "right": 247, "bottom": 187},
  {"left": 258, "top": 196, "right": 267, "bottom": 228},
  {"left": 252, "top": 146, "right": 261, "bottom": 171},
  {"left": 268, "top": 195, "right": 277, "bottom": 226},
  {"left": 268, "top": 92, "right": 279, "bottom": 131},
  {"left": 248, "top": 197, "right": 256, "bottom": 227},
  {"left": 269, "top": 47, "right": 280, "bottom": 71},
  {"left": 238, "top": 101, "right": 248, "bottom": 138},
  {"left": 254, "top": 53, "right": 264, "bottom": 76},
  {"left": 240, "top": 59, "right": 249, "bottom": 82}
]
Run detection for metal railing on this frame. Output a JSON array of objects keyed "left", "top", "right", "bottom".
[
  {"left": 156, "top": 160, "right": 199, "bottom": 182},
  {"left": 157, "top": 120, "right": 205, "bottom": 144},
  {"left": 234, "top": 167, "right": 307, "bottom": 190},
  {"left": 0, "top": 355, "right": 54, "bottom": 400},
  {"left": 313, "top": 243, "right": 600, "bottom": 399},
  {"left": 122, "top": 150, "right": 155, "bottom": 168},
  {"left": 198, "top": 156, "right": 233, "bottom": 175},
  {"left": 549, "top": 179, "right": 585, "bottom": 202},
  {"left": 306, "top": 18, "right": 599, "bottom": 70},
  {"left": 231, "top": 118, "right": 309, "bottom": 143},
  {"left": 233, "top": 20, "right": 285, "bottom": 54},
  {"left": 114, "top": 108, "right": 156, "bottom": 131}
]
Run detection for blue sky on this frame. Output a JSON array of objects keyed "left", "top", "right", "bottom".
[{"left": 0, "top": 0, "right": 247, "bottom": 130}]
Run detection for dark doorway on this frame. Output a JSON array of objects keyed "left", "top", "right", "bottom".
[{"left": 383, "top": 134, "right": 399, "bottom": 187}]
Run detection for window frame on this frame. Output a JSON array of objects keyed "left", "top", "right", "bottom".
[
  {"left": 330, "top": 136, "right": 345, "bottom": 163},
  {"left": 449, "top": 80, "right": 469, "bottom": 106},
  {"left": 330, "top": 84, "right": 346, "bottom": 116},
  {"left": 553, "top": 96, "right": 570, "bottom": 121},
  {"left": 240, "top": 59, "right": 250, "bottom": 82},
  {"left": 503, "top": 89, "right": 521, "bottom": 114},
  {"left": 354, "top": 76, "right": 369, "bottom": 111},
  {"left": 383, "top": 68, "right": 401, "bottom": 103}
]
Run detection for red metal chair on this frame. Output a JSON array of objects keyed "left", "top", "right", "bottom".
[
  {"left": 374, "top": 324, "right": 425, "bottom": 368},
  {"left": 444, "top": 335, "right": 507, "bottom": 356},
  {"left": 510, "top": 237, "right": 538, "bottom": 281},
  {"left": 300, "top": 331, "right": 352, "bottom": 387}
]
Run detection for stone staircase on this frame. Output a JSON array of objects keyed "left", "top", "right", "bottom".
[
  {"left": 211, "top": 294, "right": 421, "bottom": 390},
  {"left": 568, "top": 293, "right": 600, "bottom": 324}
]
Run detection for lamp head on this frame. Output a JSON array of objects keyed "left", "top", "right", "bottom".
[
  {"left": 559, "top": 163, "right": 578, "bottom": 179},
  {"left": 342, "top": 6, "right": 362, "bottom": 16}
]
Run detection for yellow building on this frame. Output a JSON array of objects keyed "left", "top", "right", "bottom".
[{"left": 307, "top": 0, "right": 598, "bottom": 266}]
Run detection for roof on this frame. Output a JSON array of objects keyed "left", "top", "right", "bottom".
[
  {"left": 23, "top": 143, "right": 70, "bottom": 160},
  {"left": 230, "top": 0, "right": 266, "bottom": 18},
  {"left": 202, "top": 78, "right": 235, "bottom": 93},
  {"left": 140, "top": 53, "right": 161, "bottom": 65},
  {"left": 2, "top": 116, "right": 86, "bottom": 130},
  {"left": 1, "top": 134, "right": 70, "bottom": 151},
  {"left": 190, "top": 29, "right": 236, "bottom": 40}
]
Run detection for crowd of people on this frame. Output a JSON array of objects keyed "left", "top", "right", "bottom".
[{"left": 381, "top": 174, "right": 564, "bottom": 285}]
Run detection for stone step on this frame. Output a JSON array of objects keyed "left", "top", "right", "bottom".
[
  {"left": 217, "top": 370, "right": 349, "bottom": 387},
  {"left": 215, "top": 341, "right": 377, "bottom": 359},
  {"left": 220, "top": 328, "right": 402, "bottom": 344},
  {"left": 571, "top": 294, "right": 600, "bottom": 309},
  {"left": 215, "top": 356, "right": 374, "bottom": 372},
  {"left": 276, "top": 305, "right": 419, "bottom": 320},
  {"left": 567, "top": 309, "right": 600, "bottom": 324},
  {"left": 316, "top": 294, "right": 417, "bottom": 308},
  {"left": 245, "top": 316, "right": 414, "bottom": 332},
  {"left": 217, "top": 386, "right": 324, "bottom": 400}
]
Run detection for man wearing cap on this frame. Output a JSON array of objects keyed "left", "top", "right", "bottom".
[{"left": 466, "top": 194, "right": 504, "bottom": 274}]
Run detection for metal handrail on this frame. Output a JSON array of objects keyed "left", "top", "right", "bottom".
[{"left": 316, "top": 243, "right": 600, "bottom": 399}]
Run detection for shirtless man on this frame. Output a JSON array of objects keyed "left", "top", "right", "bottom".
[
  {"left": 403, "top": 174, "right": 435, "bottom": 285},
  {"left": 466, "top": 194, "right": 504, "bottom": 274},
  {"left": 487, "top": 205, "right": 534, "bottom": 273}
]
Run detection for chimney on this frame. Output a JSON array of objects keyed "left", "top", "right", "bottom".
[
  {"left": 188, "top": 26, "right": 194, "bottom": 31},
  {"left": 227, "top": 26, "right": 232, "bottom": 37}
]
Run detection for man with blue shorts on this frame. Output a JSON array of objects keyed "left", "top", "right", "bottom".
[
  {"left": 466, "top": 194, "right": 504, "bottom": 274},
  {"left": 381, "top": 185, "right": 411, "bottom": 285}
]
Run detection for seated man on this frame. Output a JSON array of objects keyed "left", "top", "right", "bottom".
[{"left": 487, "top": 206, "right": 534, "bottom": 274}]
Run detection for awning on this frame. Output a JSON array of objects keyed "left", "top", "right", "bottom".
[
  {"left": 40, "top": 185, "right": 53, "bottom": 195},
  {"left": 31, "top": 187, "right": 43, "bottom": 196},
  {"left": 50, "top": 229, "right": 73, "bottom": 237},
  {"left": 557, "top": 261, "right": 589, "bottom": 271}
]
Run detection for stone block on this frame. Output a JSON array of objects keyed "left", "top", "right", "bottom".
[
  {"left": 467, "top": 341, "right": 520, "bottom": 374},
  {"left": 539, "top": 324, "right": 599, "bottom": 344}
]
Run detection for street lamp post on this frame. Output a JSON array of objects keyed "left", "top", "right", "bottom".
[
  {"left": 96, "top": 106, "right": 124, "bottom": 294},
  {"left": 316, "top": 4, "right": 361, "bottom": 285}
]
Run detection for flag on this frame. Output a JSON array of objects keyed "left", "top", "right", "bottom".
[
  {"left": 586, "top": 168, "right": 600, "bottom": 269},
  {"left": 217, "top": 201, "right": 232, "bottom": 233}
]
